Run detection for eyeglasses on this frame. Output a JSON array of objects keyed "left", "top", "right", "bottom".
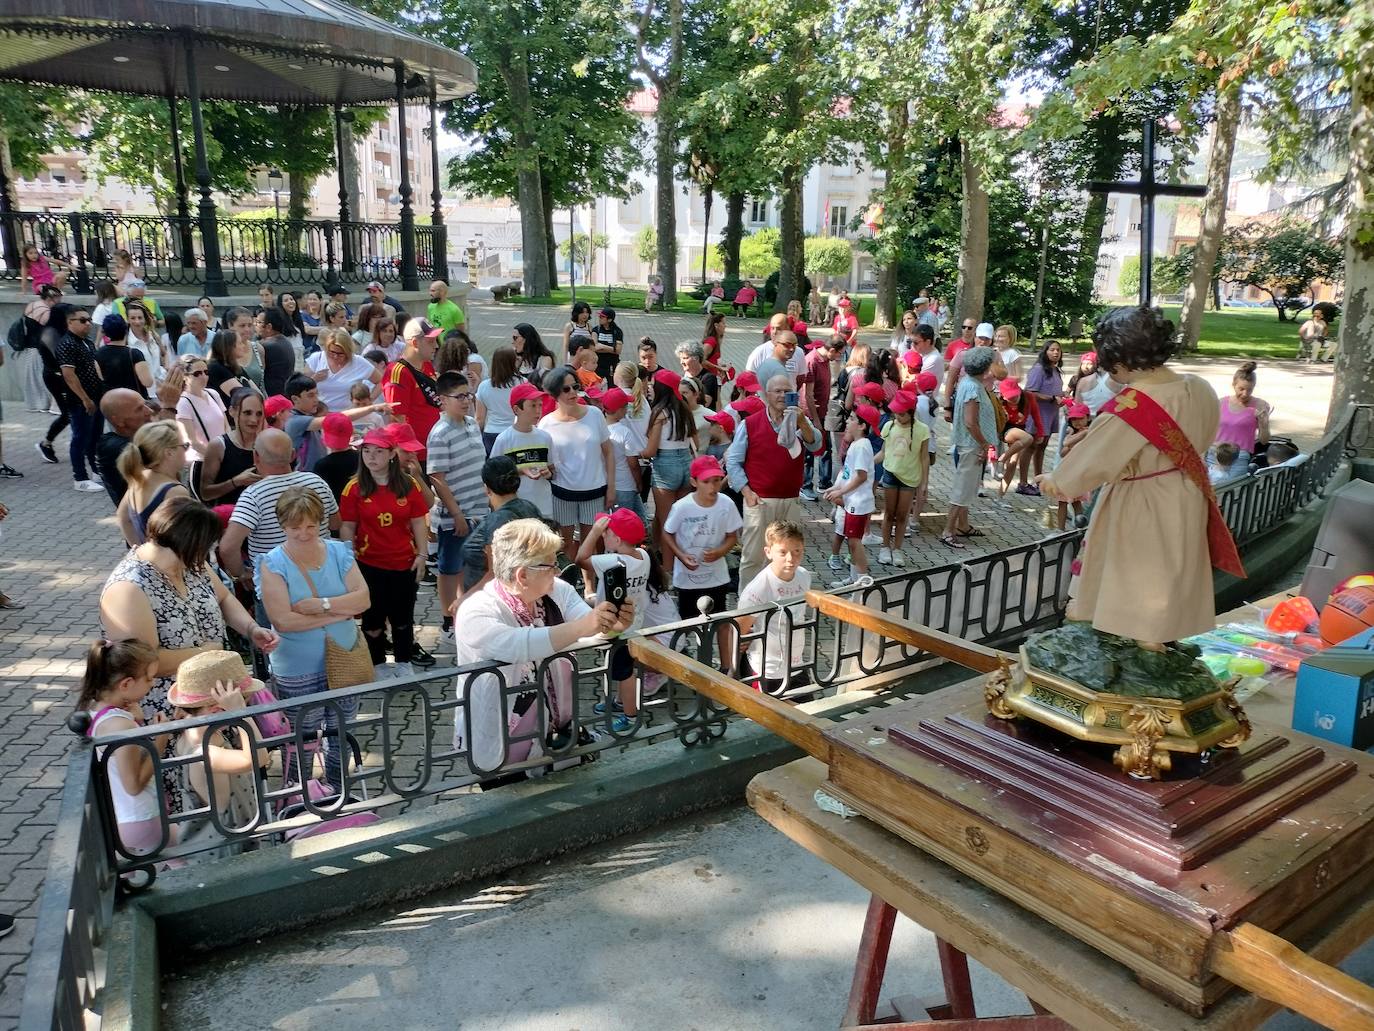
[
  {"left": 71, "top": 316, "right": 91, "bottom": 324},
  {"left": 190, "top": 370, "right": 208, "bottom": 378},
  {"left": 327, "top": 350, "right": 348, "bottom": 357},
  {"left": 442, "top": 392, "right": 471, "bottom": 401},
  {"left": 525, "top": 563, "right": 558, "bottom": 573}
]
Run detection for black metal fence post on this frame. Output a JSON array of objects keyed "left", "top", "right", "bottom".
[
  {"left": 395, "top": 61, "right": 419, "bottom": 291},
  {"left": 185, "top": 36, "right": 226, "bottom": 297},
  {"left": 428, "top": 81, "right": 447, "bottom": 282},
  {"left": 324, "top": 221, "right": 337, "bottom": 279},
  {"left": 67, "top": 213, "right": 91, "bottom": 294}
]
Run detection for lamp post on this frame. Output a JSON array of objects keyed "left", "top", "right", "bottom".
[{"left": 266, "top": 167, "right": 284, "bottom": 272}]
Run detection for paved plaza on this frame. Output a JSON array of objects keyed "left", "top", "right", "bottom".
[{"left": 0, "top": 294, "right": 1338, "bottom": 1018}]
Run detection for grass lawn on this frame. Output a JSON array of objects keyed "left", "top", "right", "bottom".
[
  {"left": 505, "top": 284, "right": 720, "bottom": 318},
  {"left": 1159, "top": 306, "right": 1309, "bottom": 360}
]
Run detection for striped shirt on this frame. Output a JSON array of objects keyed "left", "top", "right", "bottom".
[
  {"left": 426, "top": 414, "right": 489, "bottom": 532},
  {"left": 229, "top": 471, "right": 338, "bottom": 559}
]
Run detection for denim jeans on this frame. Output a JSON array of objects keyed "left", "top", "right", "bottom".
[
  {"left": 274, "top": 669, "right": 360, "bottom": 791},
  {"left": 805, "top": 439, "right": 833, "bottom": 490},
  {"left": 65, "top": 400, "right": 103, "bottom": 481}
]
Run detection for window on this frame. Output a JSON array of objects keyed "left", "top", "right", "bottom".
[
  {"left": 829, "top": 204, "right": 849, "bottom": 237},
  {"left": 749, "top": 198, "right": 768, "bottom": 224},
  {"left": 618, "top": 244, "right": 639, "bottom": 283},
  {"left": 619, "top": 194, "right": 641, "bottom": 224}
]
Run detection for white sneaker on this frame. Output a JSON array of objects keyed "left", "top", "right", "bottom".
[
  {"left": 827, "top": 554, "right": 846, "bottom": 572},
  {"left": 892, "top": 550, "right": 906, "bottom": 568},
  {"left": 830, "top": 573, "right": 856, "bottom": 588},
  {"left": 877, "top": 547, "right": 892, "bottom": 565},
  {"left": 74, "top": 479, "right": 104, "bottom": 493},
  {"left": 439, "top": 626, "right": 456, "bottom": 651},
  {"left": 863, "top": 532, "right": 882, "bottom": 546}
]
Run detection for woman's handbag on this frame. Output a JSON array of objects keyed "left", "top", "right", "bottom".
[{"left": 290, "top": 554, "right": 374, "bottom": 690}]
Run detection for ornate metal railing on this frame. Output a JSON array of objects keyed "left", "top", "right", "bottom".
[
  {"left": 0, "top": 209, "right": 443, "bottom": 292},
  {"left": 1215, "top": 403, "right": 1368, "bottom": 548}
]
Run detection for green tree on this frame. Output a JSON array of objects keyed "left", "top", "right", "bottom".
[
  {"left": 635, "top": 225, "right": 658, "bottom": 271},
  {"left": 559, "top": 231, "right": 610, "bottom": 282},
  {"left": 1223, "top": 219, "right": 1344, "bottom": 321},
  {"left": 634, "top": 0, "right": 687, "bottom": 306},
  {"left": 804, "top": 236, "right": 853, "bottom": 280},
  {"left": 738, "top": 226, "right": 781, "bottom": 279},
  {"left": 1118, "top": 255, "right": 1141, "bottom": 298}
]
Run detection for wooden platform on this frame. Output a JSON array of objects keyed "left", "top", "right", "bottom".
[{"left": 749, "top": 756, "right": 1374, "bottom": 1031}]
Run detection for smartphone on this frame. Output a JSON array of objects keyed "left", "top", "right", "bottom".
[
  {"left": 604, "top": 560, "right": 628, "bottom": 606},
  {"left": 784, "top": 390, "right": 799, "bottom": 408}
]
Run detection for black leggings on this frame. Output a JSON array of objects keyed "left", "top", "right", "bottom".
[
  {"left": 358, "top": 562, "right": 419, "bottom": 664},
  {"left": 42, "top": 369, "right": 69, "bottom": 443}
]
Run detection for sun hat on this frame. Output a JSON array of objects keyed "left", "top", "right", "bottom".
[
  {"left": 975, "top": 322, "right": 995, "bottom": 340},
  {"left": 888, "top": 390, "right": 916, "bottom": 414},
  {"left": 597, "top": 386, "right": 630, "bottom": 412},
  {"left": 915, "top": 372, "right": 938, "bottom": 393},
  {"left": 705, "top": 410, "right": 736, "bottom": 435},
  {"left": 734, "top": 371, "right": 761, "bottom": 394},
  {"left": 510, "top": 381, "right": 545, "bottom": 407},
  {"left": 602, "top": 508, "right": 647, "bottom": 546},
  {"left": 168, "top": 650, "right": 263, "bottom": 709},
  {"left": 853, "top": 403, "right": 880, "bottom": 433},
  {"left": 321, "top": 412, "right": 354, "bottom": 450},
  {"left": 384, "top": 422, "right": 425, "bottom": 452},
  {"left": 690, "top": 454, "right": 726, "bottom": 481},
  {"left": 1065, "top": 402, "right": 1091, "bottom": 420},
  {"left": 263, "top": 395, "right": 294, "bottom": 419}
]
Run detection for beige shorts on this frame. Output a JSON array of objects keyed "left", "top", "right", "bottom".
[{"left": 951, "top": 447, "right": 984, "bottom": 507}]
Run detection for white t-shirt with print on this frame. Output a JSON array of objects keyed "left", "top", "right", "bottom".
[
  {"left": 664, "top": 494, "right": 743, "bottom": 589},
  {"left": 591, "top": 549, "right": 650, "bottom": 637},
  {"left": 837, "top": 437, "right": 875, "bottom": 515},
  {"left": 738, "top": 565, "right": 813, "bottom": 679}
]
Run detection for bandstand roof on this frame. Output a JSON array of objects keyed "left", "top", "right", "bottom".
[{"left": 0, "top": 0, "right": 476, "bottom": 105}]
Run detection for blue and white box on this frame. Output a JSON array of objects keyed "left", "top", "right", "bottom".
[{"left": 1293, "top": 627, "right": 1374, "bottom": 751}]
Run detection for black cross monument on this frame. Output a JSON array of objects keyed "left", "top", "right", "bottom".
[{"left": 1089, "top": 119, "right": 1208, "bottom": 305}]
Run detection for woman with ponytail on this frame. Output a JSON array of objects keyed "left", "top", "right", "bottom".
[{"left": 116, "top": 421, "right": 190, "bottom": 546}]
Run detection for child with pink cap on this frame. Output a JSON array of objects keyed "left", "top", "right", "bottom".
[
  {"left": 664, "top": 455, "right": 743, "bottom": 666},
  {"left": 576, "top": 507, "right": 651, "bottom": 732},
  {"left": 823, "top": 404, "right": 879, "bottom": 585}
]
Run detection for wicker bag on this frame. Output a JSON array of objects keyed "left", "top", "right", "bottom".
[{"left": 290, "top": 552, "right": 374, "bottom": 690}]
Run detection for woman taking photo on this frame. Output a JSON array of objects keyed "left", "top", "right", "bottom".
[
  {"left": 476, "top": 345, "right": 521, "bottom": 454},
  {"left": 257, "top": 487, "right": 369, "bottom": 788},
  {"left": 538, "top": 366, "right": 615, "bottom": 556},
  {"left": 340, "top": 430, "right": 428, "bottom": 676},
  {"left": 199, "top": 388, "right": 265, "bottom": 506},
  {"left": 115, "top": 421, "right": 191, "bottom": 546},
  {"left": 642, "top": 369, "right": 698, "bottom": 564},
  {"left": 562, "top": 300, "right": 594, "bottom": 362},
  {"left": 175, "top": 354, "right": 227, "bottom": 472},
  {"left": 308, "top": 328, "right": 381, "bottom": 412},
  {"left": 513, "top": 323, "right": 555, "bottom": 382},
  {"left": 1214, "top": 361, "right": 1272, "bottom": 467},
  {"left": 102, "top": 496, "right": 278, "bottom": 723},
  {"left": 125, "top": 300, "right": 167, "bottom": 386}
]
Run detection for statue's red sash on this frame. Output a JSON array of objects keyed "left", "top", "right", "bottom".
[{"left": 1101, "top": 387, "right": 1246, "bottom": 578}]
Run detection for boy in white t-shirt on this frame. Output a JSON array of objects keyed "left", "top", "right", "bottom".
[
  {"left": 576, "top": 508, "right": 650, "bottom": 732},
  {"left": 663, "top": 454, "right": 742, "bottom": 670},
  {"left": 737, "top": 520, "right": 814, "bottom": 698},
  {"left": 490, "top": 381, "right": 554, "bottom": 519},
  {"left": 823, "top": 404, "right": 878, "bottom": 586},
  {"left": 596, "top": 386, "right": 646, "bottom": 520}
]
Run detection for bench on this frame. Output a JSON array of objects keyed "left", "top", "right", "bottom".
[{"left": 490, "top": 281, "right": 522, "bottom": 302}]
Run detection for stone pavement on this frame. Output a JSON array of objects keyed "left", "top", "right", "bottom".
[{"left": 0, "top": 297, "right": 1337, "bottom": 1018}]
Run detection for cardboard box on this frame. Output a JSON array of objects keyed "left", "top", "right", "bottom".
[{"left": 1293, "top": 627, "right": 1374, "bottom": 751}]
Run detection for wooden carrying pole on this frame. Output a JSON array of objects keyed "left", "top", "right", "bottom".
[{"left": 630, "top": 592, "right": 1374, "bottom": 1031}]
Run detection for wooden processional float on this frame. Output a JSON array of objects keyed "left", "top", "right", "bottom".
[{"left": 629, "top": 592, "right": 1374, "bottom": 1030}]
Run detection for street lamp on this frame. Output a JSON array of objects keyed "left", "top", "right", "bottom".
[{"left": 267, "top": 167, "right": 283, "bottom": 220}]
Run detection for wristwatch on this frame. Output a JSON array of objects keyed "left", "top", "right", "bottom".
[{"left": 321, "top": 597, "right": 332, "bottom": 612}]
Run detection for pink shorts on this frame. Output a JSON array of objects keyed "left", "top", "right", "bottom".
[{"left": 834, "top": 510, "right": 871, "bottom": 540}]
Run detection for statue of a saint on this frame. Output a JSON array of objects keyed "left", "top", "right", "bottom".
[{"left": 1038, "top": 307, "right": 1245, "bottom": 652}]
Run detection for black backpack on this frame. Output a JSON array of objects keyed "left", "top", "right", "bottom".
[{"left": 6, "top": 316, "right": 28, "bottom": 353}]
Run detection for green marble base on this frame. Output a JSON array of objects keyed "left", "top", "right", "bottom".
[{"left": 1023, "top": 622, "right": 1219, "bottom": 702}]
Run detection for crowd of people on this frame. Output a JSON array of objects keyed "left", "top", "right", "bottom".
[{"left": 1, "top": 270, "right": 1310, "bottom": 870}]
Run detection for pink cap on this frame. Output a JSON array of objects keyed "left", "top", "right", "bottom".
[
  {"left": 915, "top": 372, "right": 938, "bottom": 393},
  {"left": 792, "top": 320, "right": 809, "bottom": 336},
  {"left": 837, "top": 297, "right": 852, "bottom": 308},
  {"left": 320, "top": 412, "right": 354, "bottom": 450},
  {"left": 730, "top": 396, "right": 765, "bottom": 418},
  {"left": 900, "top": 350, "right": 920, "bottom": 369},
  {"left": 734, "top": 371, "right": 761, "bottom": 394},
  {"left": 597, "top": 386, "right": 631, "bottom": 412},
  {"left": 540, "top": 393, "right": 558, "bottom": 418},
  {"left": 601, "top": 508, "right": 646, "bottom": 546},
  {"left": 853, "top": 403, "right": 880, "bottom": 432},
  {"left": 385, "top": 422, "right": 424, "bottom": 453},
  {"left": 888, "top": 390, "right": 915, "bottom": 414},
  {"left": 510, "top": 381, "right": 544, "bottom": 407},
  {"left": 361, "top": 428, "right": 394, "bottom": 449},
  {"left": 705, "top": 410, "right": 736, "bottom": 435},
  {"left": 997, "top": 378, "right": 1022, "bottom": 401},
  {"left": 652, "top": 367, "right": 682, "bottom": 397},
  {"left": 1066, "top": 402, "right": 1090, "bottom": 420},
  {"left": 855, "top": 381, "right": 886, "bottom": 403},
  {"left": 264, "top": 395, "right": 294, "bottom": 419},
  {"left": 689, "top": 454, "right": 726, "bottom": 481}
]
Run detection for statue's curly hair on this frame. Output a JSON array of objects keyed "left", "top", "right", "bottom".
[{"left": 1093, "top": 306, "right": 1176, "bottom": 373}]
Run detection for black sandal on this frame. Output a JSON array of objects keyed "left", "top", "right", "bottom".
[{"left": 957, "top": 528, "right": 985, "bottom": 538}]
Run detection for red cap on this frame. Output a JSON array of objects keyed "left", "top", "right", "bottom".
[
  {"left": 837, "top": 297, "right": 852, "bottom": 308},
  {"left": 385, "top": 421, "right": 425, "bottom": 452},
  {"left": 1065, "top": 402, "right": 1090, "bottom": 420},
  {"left": 321, "top": 412, "right": 354, "bottom": 450},
  {"left": 792, "top": 320, "right": 809, "bottom": 336},
  {"left": 597, "top": 386, "right": 631, "bottom": 412},
  {"left": 1082, "top": 350, "right": 1098, "bottom": 362},
  {"left": 734, "top": 371, "right": 761, "bottom": 394},
  {"left": 264, "top": 395, "right": 293, "bottom": 419},
  {"left": 361, "top": 427, "right": 394, "bottom": 449},
  {"left": 888, "top": 390, "right": 915, "bottom": 414},
  {"left": 652, "top": 367, "right": 682, "bottom": 397},
  {"left": 510, "top": 381, "right": 544, "bottom": 407},
  {"left": 705, "top": 410, "right": 736, "bottom": 436},
  {"left": 690, "top": 454, "right": 726, "bottom": 481},
  {"left": 853, "top": 403, "right": 880, "bottom": 432},
  {"left": 730, "top": 396, "right": 765, "bottom": 418},
  {"left": 601, "top": 508, "right": 646, "bottom": 546},
  {"left": 915, "top": 372, "right": 938, "bottom": 393},
  {"left": 540, "top": 393, "right": 558, "bottom": 418},
  {"left": 900, "top": 350, "right": 920, "bottom": 369},
  {"left": 855, "top": 381, "right": 886, "bottom": 403},
  {"left": 997, "top": 377, "right": 1022, "bottom": 401}
]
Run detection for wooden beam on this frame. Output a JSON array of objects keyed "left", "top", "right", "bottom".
[
  {"left": 627, "top": 637, "right": 829, "bottom": 760},
  {"left": 1212, "top": 923, "right": 1374, "bottom": 1031},
  {"left": 805, "top": 591, "right": 1008, "bottom": 675}
]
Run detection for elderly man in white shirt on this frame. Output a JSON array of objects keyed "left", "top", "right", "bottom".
[{"left": 176, "top": 308, "right": 211, "bottom": 358}]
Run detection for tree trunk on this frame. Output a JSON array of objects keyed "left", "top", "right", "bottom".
[
  {"left": 287, "top": 173, "right": 310, "bottom": 222},
  {"left": 871, "top": 101, "right": 909, "bottom": 332},
  {"left": 955, "top": 138, "right": 989, "bottom": 326},
  {"left": 777, "top": 165, "right": 805, "bottom": 313},
  {"left": 722, "top": 191, "right": 745, "bottom": 278},
  {"left": 500, "top": 56, "right": 550, "bottom": 298},
  {"left": 875, "top": 265, "right": 898, "bottom": 331},
  {"left": 540, "top": 171, "right": 558, "bottom": 288},
  {"left": 1327, "top": 65, "right": 1374, "bottom": 450},
  {"left": 1180, "top": 81, "right": 1242, "bottom": 351},
  {"left": 654, "top": 115, "right": 678, "bottom": 306}
]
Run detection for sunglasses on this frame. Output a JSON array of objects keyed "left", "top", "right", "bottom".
[
  {"left": 525, "top": 563, "right": 558, "bottom": 573},
  {"left": 190, "top": 369, "right": 208, "bottom": 378},
  {"left": 559, "top": 382, "right": 577, "bottom": 394}
]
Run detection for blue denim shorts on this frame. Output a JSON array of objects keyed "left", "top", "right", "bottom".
[
  {"left": 614, "top": 489, "right": 646, "bottom": 520},
  {"left": 436, "top": 526, "right": 468, "bottom": 576},
  {"left": 651, "top": 447, "right": 692, "bottom": 490}
]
